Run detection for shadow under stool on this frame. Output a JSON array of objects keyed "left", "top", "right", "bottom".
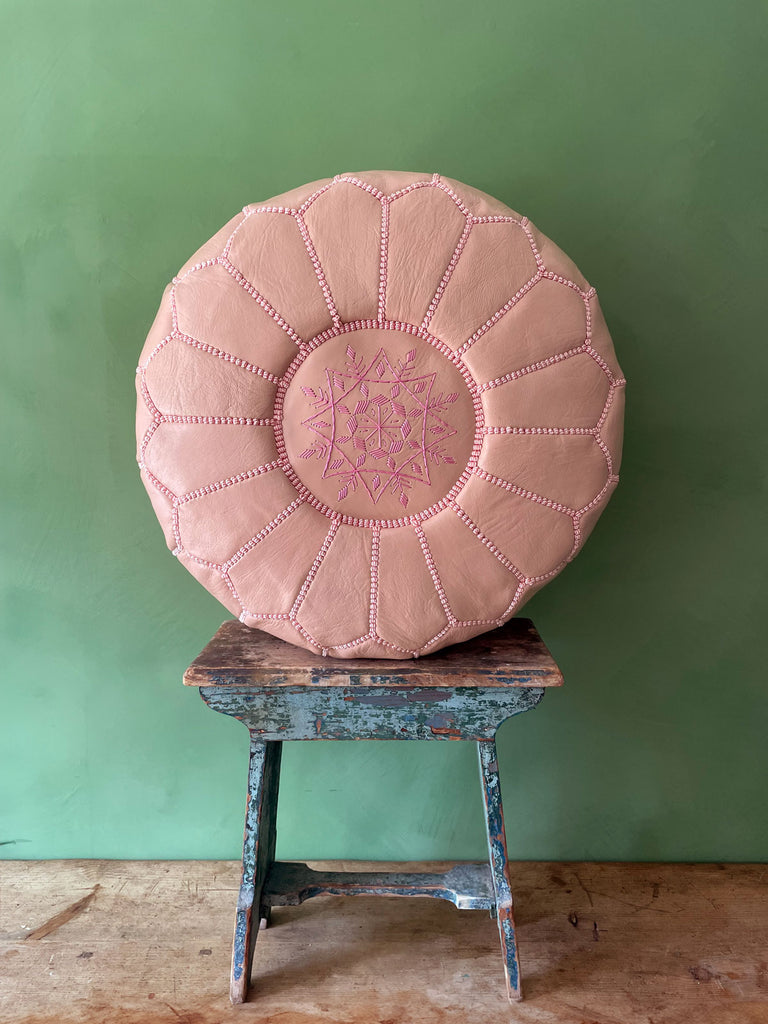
[{"left": 183, "top": 617, "right": 563, "bottom": 1003}]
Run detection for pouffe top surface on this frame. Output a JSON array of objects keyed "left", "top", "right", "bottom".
[{"left": 136, "top": 170, "right": 625, "bottom": 658}]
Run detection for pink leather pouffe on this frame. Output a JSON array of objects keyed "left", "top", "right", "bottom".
[{"left": 136, "top": 170, "right": 625, "bottom": 658}]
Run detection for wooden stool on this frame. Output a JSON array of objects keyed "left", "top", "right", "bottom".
[{"left": 184, "top": 618, "right": 563, "bottom": 1004}]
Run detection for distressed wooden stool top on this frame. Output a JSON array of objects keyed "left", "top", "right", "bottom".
[{"left": 184, "top": 617, "right": 564, "bottom": 689}]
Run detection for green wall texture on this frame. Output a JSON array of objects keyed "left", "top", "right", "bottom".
[{"left": 2, "top": 0, "right": 767, "bottom": 862}]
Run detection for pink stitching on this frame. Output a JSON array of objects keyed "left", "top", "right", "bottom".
[
  {"left": 368, "top": 635, "right": 417, "bottom": 656},
  {"left": 218, "top": 210, "right": 251, "bottom": 260},
  {"left": 519, "top": 217, "right": 545, "bottom": 271},
  {"left": 470, "top": 215, "right": 521, "bottom": 225},
  {"left": 572, "top": 502, "right": 590, "bottom": 551},
  {"left": 327, "top": 634, "right": 373, "bottom": 652},
  {"left": 241, "top": 205, "right": 296, "bottom": 216},
  {"left": 290, "top": 518, "right": 340, "bottom": 617},
  {"left": 172, "top": 545, "right": 221, "bottom": 572},
  {"left": 583, "top": 289, "right": 593, "bottom": 343},
  {"left": 298, "top": 180, "right": 337, "bottom": 216},
  {"left": 219, "top": 257, "right": 305, "bottom": 347},
  {"left": 519, "top": 220, "right": 591, "bottom": 299},
  {"left": 386, "top": 174, "right": 440, "bottom": 202},
  {"left": 477, "top": 343, "right": 586, "bottom": 393},
  {"left": 414, "top": 524, "right": 455, "bottom": 624},
  {"left": 141, "top": 465, "right": 178, "bottom": 505},
  {"left": 455, "top": 617, "right": 506, "bottom": 627},
  {"left": 421, "top": 217, "right": 473, "bottom": 329},
  {"left": 417, "top": 609, "right": 534, "bottom": 650},
  {"left": 585, "top": 347, "right": 617, "bottom": 382},
  {"left": 541, "top": 269, "right": 590, "bottom": 297},
  {"left": 324, "top": 632, "right": 373, "bottom": 651},
  {"left": 174, "top": 330, "right": 281, "bottom": 384},
  {"left": 418, "top": 604, "right": 531, "bottom": 652},
  {"left": 431, "top": 177, "right": 473, "bottom": 218},
  {"left": 483, "top": 425, "right": 597, "bottom": 436},
  {"left": 170, "top": 284, "right": 179, "bottom": 332},
  {"left": 472, "top": 466, "right": 576, "bottom": 517},
  {"left": 482, "top": 364, "right": 618, "bottom": 435},
  {"left": 593, "top": 431, "right": 614, "bottom": 475},
  {"left": 369, "top": 527, "right": 380, "bottom": 633},
  {"left": 177, "top": 460, "right": 282, "bottom": 505},
  {"left": 456, "top": 272, "right": 542, "bottom": 357},
  {"left": 171, "top": 503, "right": 182, "bottom": 552},
  {"left": 419, "top": 624, "right": 453, "bottom": 651},
  {"left": 447, "top": 501, "right": 525, "bottom": 580},
  {"left": 294, "top": 210, "right": 341, "bottom": 328},
  {"left": 139, "top": 332, "right": 174, "bottom": 368},
  {"left": 145, "top": 324, "right": 282, "bottom": 386},
  {"left": 217, "top": 568, "right": 243, "bottom": 607},
  {"left": 162, "top": 414, "right": 273, "bottom": 426},
  {"left": 240, "top": 610, "right": 291, "bottom": 622},
  {"left": 580, "top": 296, "right": 625, "bottom": 384},
  {"left": 138, "top": 418, "right": 162, "bottom": 462},
  {"left": 301, "top": 316, "right": 481, "bottom": 356},
  {"left": 137, "top": 370, "right": 163, "bottom": 422},
  {"left": 172, "top": 542, "right": 243, "bottom": 609},
  {"left": 290, "top": 617, "right": 328, "bottom": 655},
  {"left": 250, "top": 609, "right": 422, "bottom": 658},
  {"left": 318, "top": 629, "right": 415, "bottom": 656},
  {"left": 173, "top": 255, "right": 222, "bottom": 285},
  {"left": 378, "top": 197, "right": 389, "bottom": 322},
  {"left": 568, "top": 473, "right": 619, "bottom": 553},
  {"left": 524, "top": 508, "right": 588, "bottom": 582},
  {"left": 576, "top": 474, "right": 619, "bottom": 517},
  {"left": 523, "top": 556, "right": 572, "bottom": 588},
  {"left": 596, "top": 381, "right": 623, "bottom": 431},
  {"left": 262, "top": 548, "right": 422, "bottom": 657},
  {"left": 333, "top": 174, "right": 386, "bottom": 201},
  {"left": 593, "top": 381, "right": 626, "bottom": 468},
  {"left": 221, "top": 209, "right": 256, "bottom": 259},
  {"left": 222, "top": 498, "right": 304, "bottom": 570},
  {"left": 494, "top": 580, "right": 526, "bottom": 626}
]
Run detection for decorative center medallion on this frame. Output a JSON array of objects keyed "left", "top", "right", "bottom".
[{"left": 279, "top": 326, "right": 478, "bottom": 522}]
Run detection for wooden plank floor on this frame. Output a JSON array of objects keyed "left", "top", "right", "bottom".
[{"left": 1, "top": 860, "right": 767, "bottom": 1024}]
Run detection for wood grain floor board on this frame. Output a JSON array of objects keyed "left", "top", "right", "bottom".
[{"left": 1, "top": 860, "right": 766, "bottom": 1023}]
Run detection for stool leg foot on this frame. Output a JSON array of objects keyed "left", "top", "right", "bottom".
[
  {"left": 230, "top": 738, "right": 281, "bottom": 1004},
  {"left": 478, "top": 739, "right": 523, "bottom": 1002}
]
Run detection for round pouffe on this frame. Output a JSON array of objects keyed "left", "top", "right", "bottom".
[{"left": 136, "top": 170, "right": 625, "bottom": 658}]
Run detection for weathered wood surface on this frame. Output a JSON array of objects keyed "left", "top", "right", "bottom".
[
  {"left": 2, "top": 859, "right": 767, "bottom": 1024},
  {"left": 478, "top": 738, "right": 523, "bottom": 1000},
  {"left": 230, "top": 739, "right": 280, "bottom": 1004},
  {"left": 201, "top": 684, "right": 545, "bottom": 740},
  {"left": 262, "top": 860, "right": 495, "bottom": 910},
  {"left": 184, "top": 617, "right": 564, "bottom": 688}
]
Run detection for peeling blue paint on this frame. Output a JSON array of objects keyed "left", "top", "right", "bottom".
[
  {"left": 201, "top": 685, "right": 544, "bottom": 741},
  {"left": 203, "top": 683, "right": 544, "bottom": 1004}
]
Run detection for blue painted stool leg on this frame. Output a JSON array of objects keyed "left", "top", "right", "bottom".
[
  {"left": 477, "top": 738, "right": 523, "bottom": 1001},
  {"left": 230, "top": 737, "right": 282, "bottom": 1004}
]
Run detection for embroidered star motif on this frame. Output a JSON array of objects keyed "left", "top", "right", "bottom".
[{"left": 299, "top": 346, "right": 458, "bottom": 509}]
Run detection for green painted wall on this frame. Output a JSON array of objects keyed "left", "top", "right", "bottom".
[{"left": 2, "top": 0, "right": 766, "bottom": 862}]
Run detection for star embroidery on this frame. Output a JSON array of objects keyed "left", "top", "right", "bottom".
[{"left": 298, "top": 346, "right": 458, "bottom": 509}]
